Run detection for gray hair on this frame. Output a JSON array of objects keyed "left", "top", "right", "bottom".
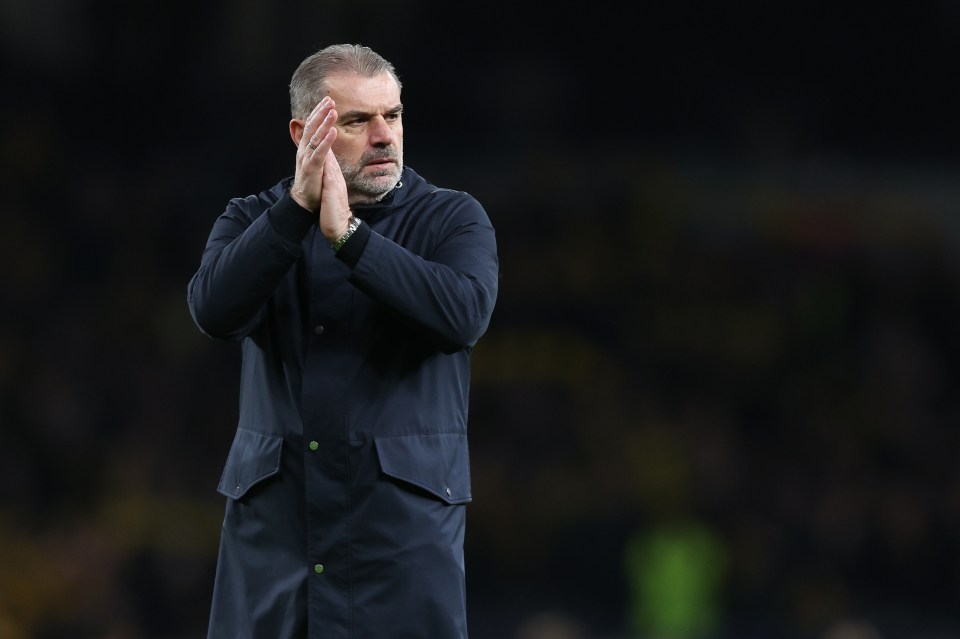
[{"left": 289, "top": 44, "right": 402, "bottom": 119}]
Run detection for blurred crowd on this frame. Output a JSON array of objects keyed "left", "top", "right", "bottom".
[
  {"left": 464, "top": 157, "right": 960, "bottom": 638},
  {"left": 2, "top": 2, "right": 960, "bottom": 638}
]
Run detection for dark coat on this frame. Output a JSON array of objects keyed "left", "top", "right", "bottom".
[{"left": 187, "top": 166, "right": 499, "bottom": 639}]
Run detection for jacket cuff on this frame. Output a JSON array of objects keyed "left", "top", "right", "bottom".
[
  {"left": 268, "top": 193, "right": 316, "bottom": 243},
  {"left": 334, "top": 219, "right": 371, "bottom": 267}
]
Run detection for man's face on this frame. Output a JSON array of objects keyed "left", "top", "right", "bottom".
[{"left": 325, "top": 72, "right": 404, "bottom": 204}]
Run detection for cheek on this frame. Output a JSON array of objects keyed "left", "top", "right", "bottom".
[{"left": 332, "top": 137, "right": 359, "bottom": 160}]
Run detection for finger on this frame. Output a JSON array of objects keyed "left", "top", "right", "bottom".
[
  {"left": 323, "top": 149, "right": 343, "bottom": 178},
  {"left": 307, "top": 111, "right": 337, "bottom": 154},
  {"left": 302, "top": 98, "right": 335, "bottom": 152}
]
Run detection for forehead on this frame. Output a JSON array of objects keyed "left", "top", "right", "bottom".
[{"left": 325, "top": 72, "right": 401, "bottom": 112}]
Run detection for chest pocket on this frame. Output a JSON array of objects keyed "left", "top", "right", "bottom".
[
  {"left": 217, "top": 427, "right": 283, "bottom": 499},
  {"left": 374, "top": 433, "right": 472, "bottom": 505}
]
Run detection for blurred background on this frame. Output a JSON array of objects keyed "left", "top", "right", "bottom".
[{"left": 2, "top": 1, "right": 960, "bottom": 637}]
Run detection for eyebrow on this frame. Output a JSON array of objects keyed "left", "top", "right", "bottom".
[{"left": 340, "top": 104, "right": 404, "bottom": 120}]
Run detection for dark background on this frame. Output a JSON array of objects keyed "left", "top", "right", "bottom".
[{"left": 3, "top": 2, "right": 960, "bottom": 638}]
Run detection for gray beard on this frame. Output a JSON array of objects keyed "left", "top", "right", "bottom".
[{"left": 339, "top": 145, "right": 404, "bottom": 204}]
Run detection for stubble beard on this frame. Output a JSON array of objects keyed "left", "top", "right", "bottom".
[{"left": 339, "top": 144, "right": 404, "bottom": 204}]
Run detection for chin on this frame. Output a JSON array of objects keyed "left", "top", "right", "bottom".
[
  {"left": 367, "top": 166, "right": 400, "bottom": 179},
  {"left": 371, "top": 171, "right": 401, "bottom": 188}
]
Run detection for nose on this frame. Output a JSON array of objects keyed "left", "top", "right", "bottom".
[{"left": 368, "top": 115, "right": 395, "bottom": 147}]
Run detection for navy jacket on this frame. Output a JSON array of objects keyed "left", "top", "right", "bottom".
[{"left": 187, "top": 166, "right": 499, "bottom": 638}]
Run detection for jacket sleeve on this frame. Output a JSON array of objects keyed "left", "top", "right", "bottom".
[
  {"left": 187, "top": 193, "right": 315, "bottom": 340},
  {"left": 338, "top": 194, "right": 499, "bottom": 349}
]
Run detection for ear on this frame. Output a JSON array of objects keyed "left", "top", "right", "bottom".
[{"left": 289, "top": 119, "right": 305, "bottom": 147}]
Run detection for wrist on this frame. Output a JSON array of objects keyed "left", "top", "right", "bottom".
[{"left": 331, "top": 216, "right": 362, "bottom": 252}]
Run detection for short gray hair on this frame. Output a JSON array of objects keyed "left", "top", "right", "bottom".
[{"left": 289, "top": 44, "right": 402, "bottom": 120}]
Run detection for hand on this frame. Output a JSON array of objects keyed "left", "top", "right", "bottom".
[
  {"left": 318, "top": 151, "right": 353, "bottom": 243},
  {"left": 290, "top": 97, "right": 338, "bottom": 212}
]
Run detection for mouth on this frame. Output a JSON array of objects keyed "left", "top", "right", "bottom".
[{"left": 366, "top": 158, "right": 395, "bottom": 168}]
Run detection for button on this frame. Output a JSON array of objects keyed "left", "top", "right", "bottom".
[
  {"left": 314, "top": 325, "right": 325, "bottom": 335},
  {"left": 309, "top": 441, "right": 319, "bottom": 451},
  {"left": 445, "top": 487, "right": 452, "bottom": 497},
  {"left": 314, "top": 564, "right": 324, "bottom": 574}
]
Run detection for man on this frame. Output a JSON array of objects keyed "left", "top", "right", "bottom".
[{"left": 187, "top": 43, "right": 499, "bottom": 638}]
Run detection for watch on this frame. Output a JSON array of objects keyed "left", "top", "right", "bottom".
[{"left": 332, "top": 216, "right": 362, "bottom": 252}]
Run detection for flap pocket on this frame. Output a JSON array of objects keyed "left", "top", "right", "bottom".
[
  {"left": 217, "top": 428, "right": 283, "bottom": 500},
  {"left": 374, "top": 433, "right": 472, "bottom": 505}
]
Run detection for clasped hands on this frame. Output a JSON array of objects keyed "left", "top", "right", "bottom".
[{"left": 290, "top": 97, "right": 353, "bottom": 243}]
